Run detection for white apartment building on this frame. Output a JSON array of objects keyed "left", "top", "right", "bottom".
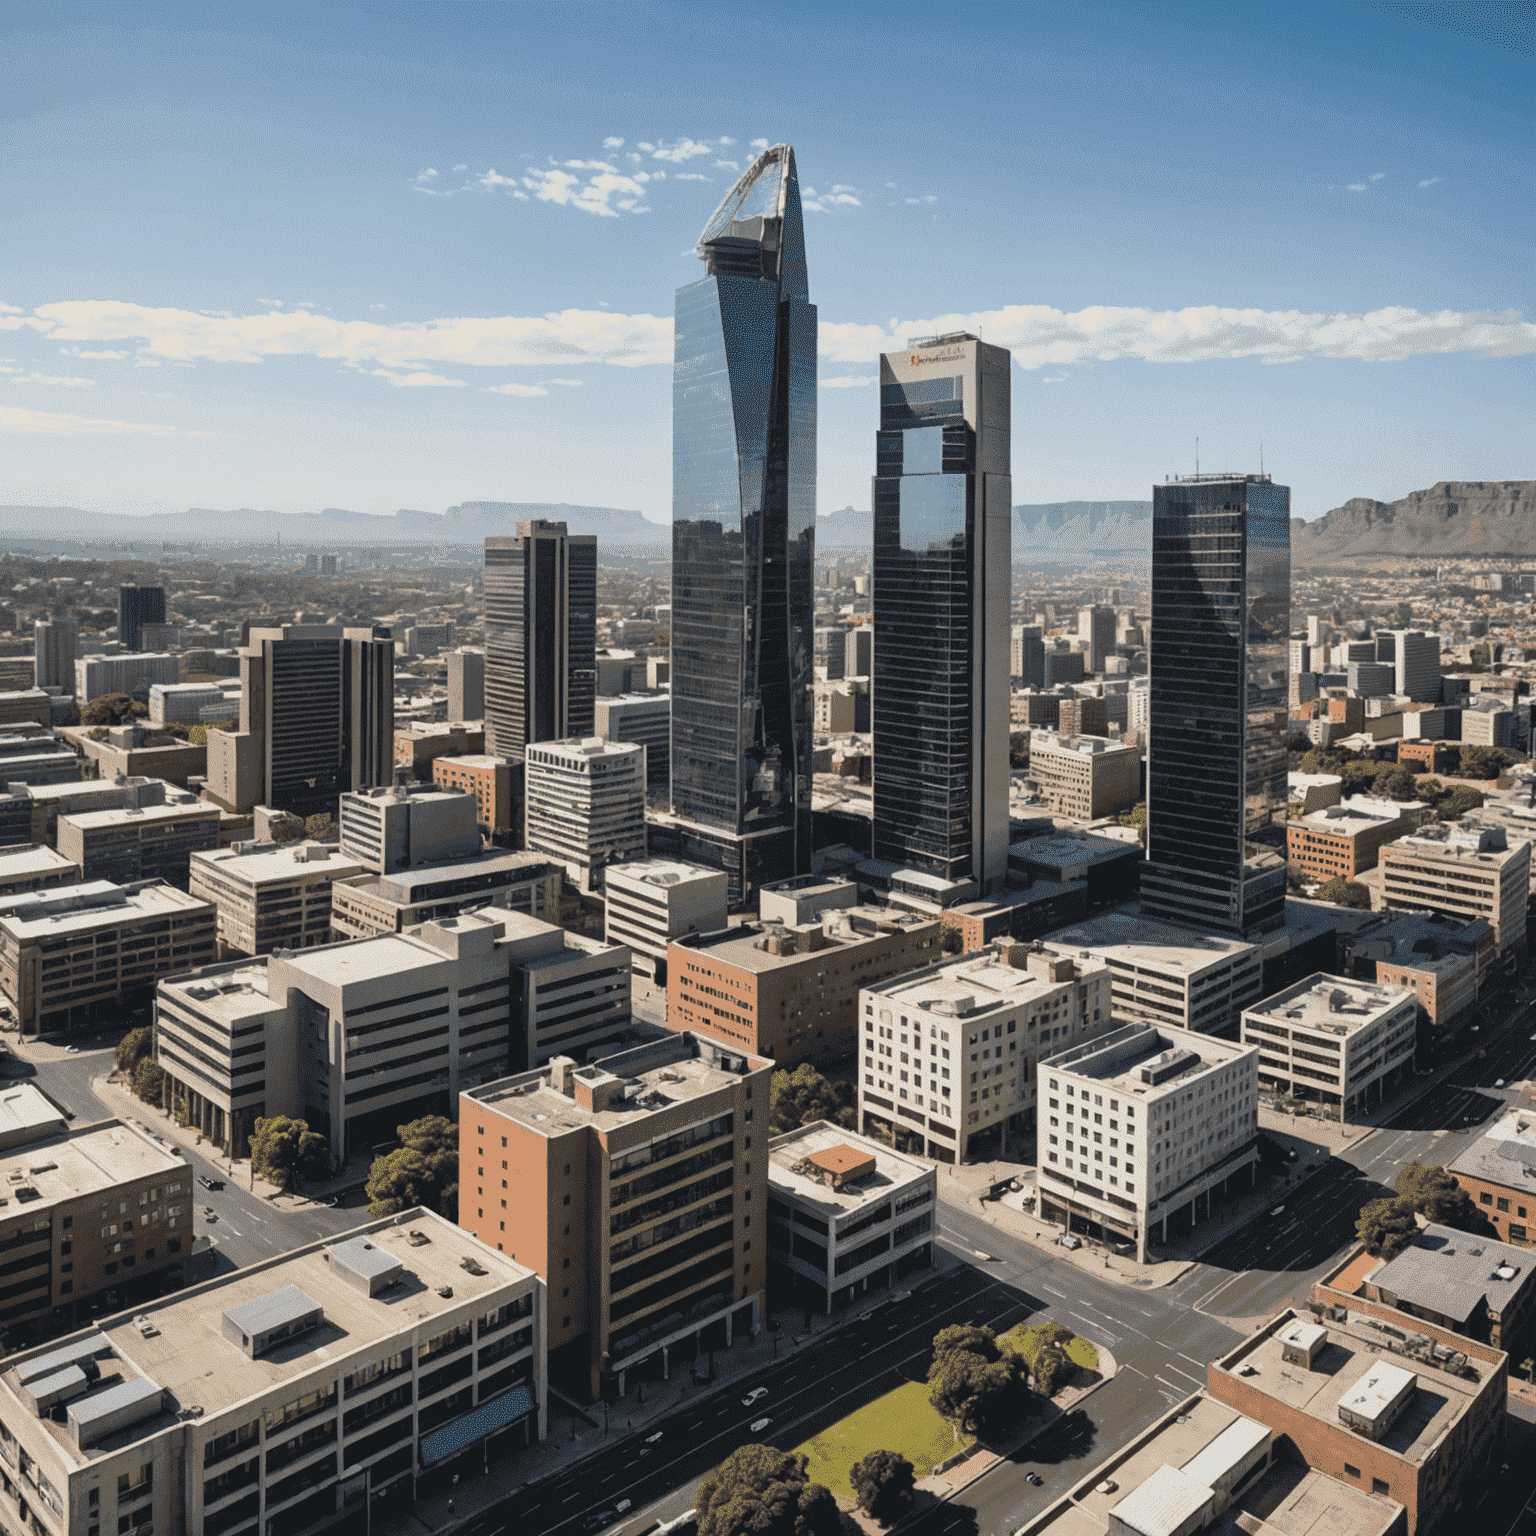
[
  {"left": 0, "top": 1210, "right": 543, "bottom": 1536},
  {"left": 148, "top": 682, "right": 229, "bottom": 726},
  {"left": 767, "top": 1122, "right": 937, "bottom": 1313},
  {"left": 1038, "top": 1022, "right": 1260, "bottom": 1261},
  {"left": 525, "top": 737, "right": 645, "bottom": 893},
  {"left": 1378, "top": 824, "right": 1529, "bottom": 959},
  {"left": 858, "top": 942, "right": 1112, "bottom": 1164},
  {"left": 189, "top": 840, "right": 367, "bottom": 957},
  {"left": 1242, "top": 974, "right": 1417, "bottom": 1120},
  {"left": 603, "top": 858, "right": 728, "bottom": 982},
  {"left": 74, "top": 652, "right": 179, "bottom": 704},
  {"left": 1041, "top": 913, "right": 1263, "bottom": 1036},
  {"left": 338, "top": 783, "right": 480, "bottom": 874}
]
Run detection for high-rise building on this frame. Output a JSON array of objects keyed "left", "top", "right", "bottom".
[
  {"left": 204, "top": 625, "right": 394, "bottom": 815},
  {"left": 447, "top": 645, "right": 486, "bottom": 720},
  {"left": 872, "top": 333, "right": 1011, "bottom": 903},
  {"left": 670, "top": 144, "right": 816, "bottom": 908},
  {"left": 524, "top": 737, "right": 646, "bottom": 893},
  {"left": 117, "top": 584, "right": 164, "bottom": 651},
  {"left": 1387, "top": 628, "right": 1441, "bottom": 703},
  {"left": 1078, "top": 603, "right": 1117, "bottom": 673},
  {"left": 33, "top": 616, "right": 76, "bottom": 692},
  {"left": 1011, "top": 624, "right": 1045, "bottom": 688},
  {"left": 484, "top": 522, "right": 596, "bottom": 760},
  {"left": 1142, "top": 473, "right": 1290, "bottom": 937}
]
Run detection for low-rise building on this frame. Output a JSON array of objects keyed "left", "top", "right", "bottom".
[
  {"left": 0, "top": 844, "right": 80, "bottom": 899},
  {"left": 338, "top": 782, "right": 481, "bottom": 874},
  {"left": 767, "top": 1122, "right": 936, "bottom": 1314},
  {"left": 147, "top": 682, "right": 230, "bottom": 726},
  {"left": 524, "top": 737, "right": 646, "bottom": 893},
  {"left": 603, "top": 859, "right": 728, "bottom": 983},
  {"left": 0, "top": 1084, "right": 190, "bottom": 1329},
  {"left": 1287, "top": 795, "right": 1420, "bottom": 883},
  {"left": 392, "top": 719, "right": 486, "bottom": 781},
  {"left": 0, "top": 689, "right": 52, "bottom": 729},
  {"left": 670, "top": 905, "right": 941, "bottom": 1068},
  {"left": 1288, "top": 771, "right": 1344, "bottom": 816},
  {"left": 56, "top": 800, "right": 222, "bottom": 887},
  {"left": 1341, "top": 910, "right": 1494, "bottom": 1045},
  {"left": 1461, "top": 790, "right": 1536, "bottom": 898},
  {"left": 74, "top": 651, "right": 179, "bottom": 703},
  {"left": 460, "top": 1034, "right": 769, "bottom": 1401},
  {"left": 1208, "top": 1305, "right": 1506, "bottom": 1536},
  {"left": 593, "top": 692, "right": 670, "bottom": 783},
  {"left": 1039, "top": 913, "right": 1264, "bottom": 1037},
  {"left": 431, "top": 754, "right": 521, "bottom": 842},
  {"left": 0, "top": 881, "right": 216, "bottom": 1036},
  {"left": 1241, "top": 974, "right": 1416, "bottom": 1119},
  {"left": 0, "top": 745, "right": 80, "bottom": 787},
  {"left": 1008, "top": 830, "right": 1142, "bottom": 911},
  {"left": 0, "top": 1208, "right": 543, "bottom": 1536},
  {"left": 1378, "top": 824, "right": 1529, "bottom": 959},
  {"left": 188, "top": 840, "right": 366, "bottom": 957},
  {"left": 1038, "top": 1022, "right": 1259, "bottom": 1261},
  {"left": 939, "top": 880, "right": 1089, "bottom": 951},
  {"left": 859, "top": 942, "right": 1112, "bottom": 1164},
  {"left": 1450, "top": 1107, "right": 1536, "bottom": 1247},
  {"left": 20, "top": 775, "right": 188, "bottom": 848},
  {"left": 1027, "top": 731, "right": 1140, "bottom": 821},
  {"left": 328, "top": 850, "right": 561, "bottom": 940}
]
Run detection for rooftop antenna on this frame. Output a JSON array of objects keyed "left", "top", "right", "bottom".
[
  {"left": 1260, "top": 443, "right": 1265, "bottom": 475},
  {"left": 1195, "top": 437, "right": 1200, "bottom": 476}
]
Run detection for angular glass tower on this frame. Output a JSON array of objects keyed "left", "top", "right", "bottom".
[
  {"left": 668, "top": 144, "right": 816, "bottom": 907},
  {"left": 872, "top": 334, "right": 1012, "bottom": 901},
  {"left": 1142, "top": 473, "right": 1290, "bottom": 937}
]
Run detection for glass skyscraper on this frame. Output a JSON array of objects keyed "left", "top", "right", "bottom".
[
  {"left": 871, "top": 334, "right": 1012, "bottom": 900},
  {"left": 668, "top": 144, "right": 816, "bottom": 906},
  {"left": 1142, "top": 473, "right": 1290, "bottom": 938}
]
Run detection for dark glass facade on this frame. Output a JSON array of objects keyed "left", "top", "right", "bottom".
[
  {"left": 118, "top": 585, "right": 165, "bottom": 651},
  {"left": 670, "top": 144, "right": 815, "bottom": 905},
  {"left": 871, "top": 337, "right": 1011, "bottom": 896},
  {"left": 1143, "top": 475, "right": 1290, "bottom": 937}
]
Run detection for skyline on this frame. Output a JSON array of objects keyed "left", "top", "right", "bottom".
[{"left": 2, "top": 0, "right": 1532, "bottom": 524}]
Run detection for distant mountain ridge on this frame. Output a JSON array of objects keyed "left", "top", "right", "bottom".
[
  {"left": 815, "top": 501, "right": 1154, "bottom": 556},
  {"left": 1293, "top": 481, "right": 1536, "bottom": 562}
]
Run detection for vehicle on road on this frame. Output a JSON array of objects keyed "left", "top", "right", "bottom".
[
  {"left": 1095, "top": 1479, "right": 1118, "bottom": 1494},
  {"left": 582, "top": 1514, "right": 616, "bottom": 1532},
  {"left": 1058, "top": 1234, "right": 1082, "bottom": 1250},
  {"left": 197, "top": 1176, "right": 224, "bottom": 1191},
  {"left": 1269, "top": 1206, "right": 1285, "bottom": 1216},
  {"left": 1026, "top": 1472, "right": 1044, "bottom": 1486},
  {"left": 750, "top": 1417, "right": 771, "bottom": 1433},
  {"left": 742, "top": 1387, "right": 767, "bottom": 1406},
  {"left": 65, "top": 1045, "right": 79, "bottom": 1054},
  {"left": 646, "top": 1430, "right": 664, "bottom": 1443}
]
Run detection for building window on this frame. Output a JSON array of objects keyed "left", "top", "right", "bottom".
[
  {"left": 1481, "top": 1192, "right": 1494, "bottom": 1205},
  {"left": 1498, "top": 1197, "right": 1510, "bottom": 1212},
  {"left": 1371, "top": 1478, "right": 1390, "bottom": 1496}
]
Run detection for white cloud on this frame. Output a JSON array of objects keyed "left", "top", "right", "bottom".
[
  {"left": 417, "top": 168, "right": 439, "bottom": 179},
  {"left": 1347, "top": 183, "right": 1369, "bottom": 192},
  {"left": 1040, "top": 374, "right": 1069, "bottom": 385},
  {"left": 512, "top": 163, "right": 656, "bottom": 217},
  {"left": 548, "top": 378, "right": 583, "bottom": 387},
  {"left": 802, "top": 185, "right": 860, "bottom": 212},
  {"left": 368, "top": 304, "right": 387, "bottom": 311},
  {"left": 0, "top": 405, "right": 173, "bottom": 436},
  {"left": 885, "top": 181, "right": 897, "bottom": 189},
  {"left": 904, "top": 194, "right": 937, "bottom": 205},
  {"left": 603, "top": 137, "right": 624, "bottom": 149},
  {"left": 750, "top": 138, "right": 769, "bottom": 150},
  {"left": 676, "top": 172, "right": 710, "bottom": 182},
  {"left": 1420, "top": 176, "right": 1443, "bottom": 187},
  {"left": 62, "top": 347, "right": 128, "bottom": 359},
  {"left": 0, "top": 303, "right": 22, "bottom": 314},
  {"left": 452, "top": 163, "right": 467, "bottom": 172},
  {"left": 820, "top": 303, "right": 1536, "bottom": 369},
  {"left": 718, "top": 137, "right": 736, "bottom": 146},
  {"left": 714, "top": 160, "right": 740, "bottom": 173},
  {"left": 1371, "top": 172, "right": 1385, "bottom": 181},
  {"left": 9, "top": 372, "right": 95, "bottom": 387},
  {"left": 648, "top": 138, "right": 713, "bottom": 163},
  {"left": 371, "top": 368, "right": 466, "bottom": 388},
  {"left": 820, "top": 375, "right": 875, "bottom": 388},
  {"left": 258, "top": 298, "right": 282, "bottom": 307},
  {"left": 486, "top": 382, "right": 548, "bottom": 397}
]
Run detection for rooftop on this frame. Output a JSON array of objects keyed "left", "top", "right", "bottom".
[
  {"left": 768, "top": 1121, "right": 932, "bottom": 1214},
  {"left": 1028, "top": 730, "right": 1138, "bottom": 757},
  {"left": 526, "top": 736, "right": 644, "bottom": 763},
  {"left": 1244, "top": 974, "right": 1414, "bottom": 1037},
  {"left": 0, "top": 845, "right": 79, "bottom": 882},
  {"left": 0, "top": 1112, "right": 184, "bottom": 1212},
  {"left": 1367, "top": 1223, "right": 1532, "bottom": 1323},
  {"left": 160, "top": 960, "right": 276, "bottom": 1023},
  {"left": 605, "top": 858, "right": 726, "bottom": 891},
  {"left": 1298, "top": 796, "right": 1420, "bottom": 833},
  {"left": 675, "top": 906, "right": 934, "bottom": 974},
  {"left": 1449, "top": 1108, "right": 1536, "bottom": 1192},
  {"left": 1041, "top": 912, "right": 1258, "bottom": 976},
  {"left": 1385, "top": 825, "right": 1526, "bottom": 866},
  {"left": 272, "top": 931, "right": 450, "bottom": 992},
  {"left": 1045, "top": 1022, "right": 1254, "bottom": 1094},
  {"left": 1009, "top": 830, "right": 1140, "bottom": 871},
  {"left": 366, "top": 849, "right": 558, "bottom": 903},
  {"left": 59, "top": 800, "right": 220, "bottom": 832},
  {"left": 190, "top": 840, "right": 366, "bottom": 885},
  {"left": 0, "top": 879, "right": 210, "bottom": 939},
  {"left": 863, "top": 943, "right": 1103, "bottom": 1019}
]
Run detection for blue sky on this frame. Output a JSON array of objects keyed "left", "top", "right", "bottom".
[{"left": 2, "top": 0, "right": 1531, "bottom": 524}]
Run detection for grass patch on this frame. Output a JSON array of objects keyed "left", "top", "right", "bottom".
[
  {"left": 1002, "top": 1321, "right": 1100, "bottom": 1374},
  {"left": 794, "top": 1379, "right": 960, "bottom": 1502}
]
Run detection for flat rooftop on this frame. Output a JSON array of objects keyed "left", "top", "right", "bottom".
[
  {"left": 1009, "top": 831, "right": 1140, "bottom": 870},
  {"left": 1045, "top": 1022, "right": 1253, "bottom": 1092},
  {"left": 678, "top": 907, "right": 933, "bottom": 974},
  {"left": 432, "top": 754, "right": 503, "bottom": 769},
  {"left": 161, "top": 960, "right": 276, "bottom": 1023},
  {"left": 60, "top": 801, "right": 220, "bottom": 831},
  {"left": 1042, "top": 912, "right": 1258, "bottom": 976},
  {"left": 1367, "top": 1222, "right": 1531, "bottom": 1324},
  {"left": 275, "top": 931, "right": 448, "bottom": 991},
  {"left": 1245, "top": 974, "right": 1412, "bottom": 1036},
  {"left": 768, "top": 1121, "right": 931, "bottom": 1214},
  {"left": 1028, "top": 730, "right": 1138, "bottom": 757},
  {"left": 0, "top": 879, "right": 209, "bottom": 938},
  {"left": 191, "top": 840, "right": 366, "bottom": 885},
  {"left": 368, "top": 850, "right": 557, "bottom": 903},
  {"left": 0, "top": 1115, "right": 184, "bottom": 1211},
  {"left": 606, "top": 858, "right": 724, "bottom": 890},
  {"left": 1298, "top": 799, "right": 1414, "bottom": 834},
  {"left": 1449, "top": 1107, "right": 1536, "bottom": 1193},
  {"left": 867, "top": 947, "right": 1101, "bottom": 1019},
  {"left": 527, "top": 736, "right": 643, "bottom": 763},
  {"left": 0, "top": 845, "right": 79, "bottom": 881}
]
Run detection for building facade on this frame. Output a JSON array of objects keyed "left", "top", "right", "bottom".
[
  {"left": 32, "top": 618, "right": 77, "bottom": 694},
  {"left": 431, "top": 754, "right": 520, "bottom": 842},
  {"left": 74, "top": 653, "right": 180, "bottom": 704},
  {"left": 524, "top": 738, "right": 645, "bottom": 894},
  {"left": 116, "top": 585, "right": 165, "bottom": 652},
  {"left": 446, "top": 647, "right": 485, "bottom": 722},
  {"left": 327, "top": 851, "right": 561, "bottom": 941},
  {"left": 592, "top": 692, "right": 670, "bottom": 784},
  {"left": 56, "top": 801, "right": 223, "bottom": 887},
  {"left": 603, "top": 859, "right": 728, "bottom": 983},
  {"left": 1286, "top": 795, "right": 1419, "bottom": 882},
  {"left": 1450, "top": 1108, "right": 1536, "bottom": 1247},
  {"left": 1027, "top": 731, "right": 1140, "bottom": 821},
  {"left": 188, "top": 840, "right": 366, "bottom": 957},
  {"left": 338, "top": 784, "right": 480, "bottom": 875},
  {"left": 1378, "top": 825, "right": 1529, "bottom": 958}
]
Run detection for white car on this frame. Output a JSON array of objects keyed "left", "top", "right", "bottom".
[
  {"left": 742, "top": 1387, "right": 768, "bottom": 1407},
  {"left": 1058, "top": 1234, "right": 1082, "bottom": 1251},
  {"left": 646, "top": 1430, "right": 664, "bottom": 1443},
  {"left": 750, "top": 1417, "right": 772, "bottom": 1433}
]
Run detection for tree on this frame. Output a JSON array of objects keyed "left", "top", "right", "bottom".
[
  {"left": 115, "top": 1025, "right": 153, "bottom": 1074},
  {"left": 366, "top": 1115, "right": 458, "bottom": 1218},
  {"left": 1442, "top": 785, "right": 1486, "bottom": 820},
  {"left": 1357, "top": 1196, "right": 1418, "bottom": 1260},
  {"left": 1032, "top": 1344, "right": 1072, "bottom": 1398},
  {"left": 249, "top": 1115, "right": 330, "bottom": 1192},
  {"left": 849, "top": 1450, "right": 917, "bottom": 1523},
  {"left": 769, "top": 1064, "right": 855, "bottom": 1135},
  {"left": 939, "top": 923, "right": 964, "bottom": 955},
  {"left": 1379, "top": 768, "right": 1420, "bottom": 802},
  {"left": 927, "top": 1347, "right": 1023, "bottom": 1438},
  {"left": 1394, "top": 1163, "right": 1494, "bottom": 1235},
  {"left": 931, "top": 1324, "right": 1001, "bottom": 1367},
  {"left": 695, "top": 1445, "right": 840, "bottom": 1536},
  {"left": 79, "top": 693, "right": 144, "bottom": 727},
  {"left": 1316, "top": 876, "right": 1372, "bottom": 909},
  {"left": 131, "top": 1057, "right": 166, "bottom": 1105}
]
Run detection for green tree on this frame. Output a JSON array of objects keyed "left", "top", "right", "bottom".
[
  {"left": 1394, "top": 1163, "right": 1494, "bottom": 1235},
  {"left": 695, "top": 1445, "right": 840, "bottom": 1536},
  {"left": 1316, "top": 876, "right": 1372, "bottom": 909},
  {"left": 131, "top": 1057, "right": 166, "bottom": 1105},
  {"left": 849, "top": 1450, "right": 917, "bottom": 1523},
  {"left": 939, "top": 924, "right": 964, "bottom": 955},
  {"left": 927, "top": 1347, "right": 1024, "bottom": 1439},
  {"left": 1032, "top": 1344, "right": 1072, "bottom": 1397},
  {"left": 366, "top": 1115, "right": 458, "bottom": 1218},
  {"left": 1442, "top": 785, "right": 1486, "bottom": 820},
  {"left": 1356, "top": 1196, "right": 1418, "bottom": 1260},
  {"left": 115, "top": 1025, "right": 153, "bottom": 1074},
  {"left": 79, "top": 693, "right": 144, "bottom": 727},
  {"left": 931, "top": 1324, "right": 1001, "bottom": 1367},
  {"left": 305, "top": 812, "right": 334, "bottom": 839},
  {"left": 249, "top": 1115, "right": 330, "bottom": 1192},
  {"left": 769, "top": 1064, "right": 855, "bottom": 1135},
  {"left": 1379, "top": 768, "right": 1420, "bottom": 802}
]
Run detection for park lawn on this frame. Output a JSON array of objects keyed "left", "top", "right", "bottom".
[
  {"left": 1002, "top": 1321, "right": 1100, "bottom": 1374},
  {"left": 794, "top": 1379, "right": 960, "bottom": 1502}
]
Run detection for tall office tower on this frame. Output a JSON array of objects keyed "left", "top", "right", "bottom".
[
  {"left": 1388, "top": 629, "right": 1441, "bottom": 703},
  {"left": 204, "top": 625, "right": 394, "bottom": 815},
  {"left": 483, "top": 522, "right": 596, "bottom": 760},
  {"left": 1142, "top": 473, "right": 1290, "bottom": 938},
  {"left": 814, "top": 626, "right": 847, "bottom": 679},
  {"left": 845, "top": 625, "right": 872, "bottom": 679},
  {"left": 872, "top": 333, "right": 1011, "bottom": 903},
  {"left": 1288, "top": 637, "right": 1311, "bottom": 676},
  {"left": 447, "top": 647, "right": 486, "bottom": 721},
  {"left": 1011, "top": 624, "right": 1045, "bottom": 687},
  {"left": 117, "top": 585, "right": 165, "bottom": 651},
  {"left": 33, "top": 617, "right": 77, "bottom": 692},
  {"left": 669, "top": 143, "right": 816, "bottom": 907},
  {"left": 1306, "top": 614, "right": 1326, "bottom": 648},
  {"left": 1078, "top": 603, "right": 1117, "bottom": 674}
]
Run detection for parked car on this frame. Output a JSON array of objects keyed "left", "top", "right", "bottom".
[{"left": 1058, "top": 1234, "right": 1082, "bottom": 1251}]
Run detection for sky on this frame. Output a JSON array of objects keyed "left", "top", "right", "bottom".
[{"left": 1, "top": 0, "right": 1532, "bottom": 525}]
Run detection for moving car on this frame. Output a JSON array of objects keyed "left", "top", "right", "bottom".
[
  {"left": 197, "top": 1176, "right": 224, "bottom": 1191},
  {"left": 750, "top": 1417, "right": 771, "bottom": 1433},
  {"left": 742, "top": 1387, "right": 768, "bottom": 1406}
]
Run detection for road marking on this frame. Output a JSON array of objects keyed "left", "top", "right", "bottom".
[
  {"left": 1162, "top": 1361, "right": 1205, "bottom": 1387},
  {"left": 1067, "top": 1310, "right": 1099, "bottom": 1333}
]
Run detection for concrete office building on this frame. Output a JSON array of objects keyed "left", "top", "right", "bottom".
[
  {"left": 767, "top": 1122, "right": 936, "bottom": 1314},
  {"left": 1144, "top": 473, "right": 1290, "bottom": 938},
  {"left": 1378, "top": 824, "right": 1529, "bottom": 958},
  {"left": 1342, "top": 910, "right": 1493, "bottom": 1044},
  {"left": 338, "top": 783, "right": 480, "bottom": 875},
  {"left": 329, "top": 851, "right": 562, "bottom": 941},
  {"left": 1450, "top": 1107, "right": 1536, "bottom": 1248},
  {"left": 1347, "top": 660, "right": 1395, "bottom": 696},
  {"left": 1028, "top": 731, "right": 1140, "bottom": 822},
  {"left": 672, "top": 904, "right": 940, "bottom": 1068},
  {"left": 484, "top": 521, "right": 596, "bottom": 759},
  {"left": 1038, "top": 1022, "right": 1259, "bottom": 1261},
  {"left": 0, "top": 880, "right": 216, "bottom": 1036},
  {"left": 1388, "top": 628, "right": 1442, "bottom": 703},
  {"left": 1011, "top": 624, "right": 1045, "bottom": 689},
  {"left": 1286, "top": 795, "right": 1420, "bottom": 882},
  {"left": 116, "top": 584, "right": 164, "bottom": 651},
  {"left": 1078, "top": 604, "right": 1117, "bottom": 674},
  {"left": 0, "top": 792, "right": 32, "bottom": 851},
  {"left": 872, "top": 333, "right": 1011, "bottom": 908},
  {"left": 447, "top": 646, "right": 486, "bottom": 722},
  {"left": 524, "top": 737, "right": 645, "bottom": 894},
  {"left": 858, "top": 942, "right": 1112, "bottom": 1164},
  {"left": 603, "top": 859, "right": 728, "bottom": 983},
  {"left": 0, "top": 743, "right": 79, "bottom": 786},
  {"left": 392, "top": 721, "right": 486, "bottom": 783},
  {"left": 845, "top": 625, "right": 872, "bottom": 678},
  {"left": 1242, "top": 974, "right": 1416, "bottom": 1119},
  {"left": 33, "top": 617, "right": 77, "bottom": 693},
  {"left": 56, "top": 800, "right": 222, "bottom": 887},
  {"left": 0, "top": 844, "right": 80, "bottom": 900},
  {"left": 1008, "top": 831, "right": 1143, "bottom": 911},
  {"left": 1040, "top": 913, "right": 1264, "bottom": 1037},
  {"left": 189, "top": 840, "right": 366, "bottom": 957},
  {"left": 204, "top": 625, "right": 395, "bottom": 816},
  {"left": 0, "top": 689, "right": 52, "bottom": 729},
  {"left": 74, "top": 652, "right": 180, "bottom": 704},
  {"left": 594, "top": 692, "right": 670, "bottom": 784},
  {"left": 19, "top": 775, "right": 185, "bottom": 848},
  {"left": 0, "top": 1210, "right": 543, "bottom": 1536},
  {"left": 1461, "top": 701, "right": 1516, "bottom": 748},
  {"left": 431, "top": 754, "right": 520, "bottom": 843},
  {"left": 1055, "top": 695, "right": 1109, "bottom": 739},
  {"left": 147, "top": 682, "right": 228, "bottom": 726},
  {"left": 0, "top": 1085, "right": 189, "bottom": 1330},
  {"left": 460, "top": 1033, "right": 770, "bottom": 1401},
  {"left": 402, "top": 621, "right": 454, "bottom": 657},
  {"left": 814, "top": 626, "right": 846, "bottom": 680}
]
